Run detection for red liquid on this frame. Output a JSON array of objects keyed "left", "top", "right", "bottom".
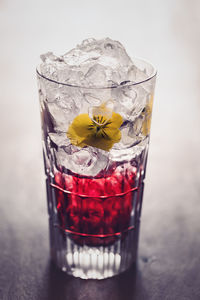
[{"left": 52, "top": 164, "right": 138, "bottom": 246}]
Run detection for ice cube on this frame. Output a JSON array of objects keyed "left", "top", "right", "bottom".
[
  {"left": 83, "top": 93, "right": 102, "bottom": 106},
  {"left": 112, "top": 84, "right": 149, "bottom": 121},
  {"left": 128, "top": 115, "right": 144, "bottom": 138},
  {"left": 118, "top": 125, "right": 136, "bottom": 147},
  {"left": 110, "top": 135, "right": 148, "bottom": 162},
  {"left": 40, "top": 51, "right": 63, "bottom": 63},
  {"left": 111, "top": 120, "right": 141, "bottom": 152},
  {"left": 39, "top": 52, "right": 65, "bottom": 82},
  {"left": 78, "top": 38, "right": 102, "bottom": 52},
  {"left": 56, "top": 147, "right": 109, "bottom": 176},
  {"left": 39, "top": 38, "right": 143, "bottom": 88},
  {"left": 45, "top": 86, "right": 61, "bottom": 103},
  {"left": 85, "top": 64, "right": 107, "bottom": 87},
  {"left": 47, "top": 98, "right": 79, "bottom": 132},
  {"left": 63, "top": 47, "right": 101, "bottom": 67},
  {"left": 128, "top": 64, "right": 147, "bottom": 83},
  {"left": 45, "top": 86, "right": 82, "bottom": 132},
  {"left": 49, "top": 133, "right": 69, "bottom": 148},
  {"left": 83, "top": 88, "right": 112, "bottom": 106}
]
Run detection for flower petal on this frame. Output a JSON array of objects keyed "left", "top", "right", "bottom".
[
  {"left": 67, "top": 108, "right": 123, "bottom": 151},
  {"left": 70, "top": 113, "right": 94, "bottom": 136},
  {"left": 67, "top": 125, "right": 86, "bottom": 147},
  {"left": 103, "top": 127, "right": 121, "bottom": 142},
  {"left": 108, "top": 112, "right": 123, "bottom": 129},
  {"left": 83, "top": 135, "right": 115, "bottom": 151},
  {"left": 142, "top": 117, "right": 152, "bottom": 136},
  {"left": 142, "top": 95, "right": 154, "bottom": 136}
]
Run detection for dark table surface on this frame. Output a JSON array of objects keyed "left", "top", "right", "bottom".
[{"left": 1, "top": 0, "right": 200, "bottom": 299}]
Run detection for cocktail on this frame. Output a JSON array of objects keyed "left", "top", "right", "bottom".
[{"left": 37, "top": 38, "right": 156, "bottom": 279}]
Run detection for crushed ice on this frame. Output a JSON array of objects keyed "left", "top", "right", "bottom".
[{"left": 38, "top": 38, "right": 153, "bottom": 175}]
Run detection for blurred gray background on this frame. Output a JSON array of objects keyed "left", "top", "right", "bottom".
[{"left": 0, "top": 0, "right": 200, "bottom": 299}]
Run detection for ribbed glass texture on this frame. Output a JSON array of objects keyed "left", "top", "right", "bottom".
[{"left": 37, "top": 58, "right": 156, "bottom": 279}]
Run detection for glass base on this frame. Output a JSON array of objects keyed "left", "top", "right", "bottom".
[{"left": 49, "top": 220, "right": 140, "bottom": 280}]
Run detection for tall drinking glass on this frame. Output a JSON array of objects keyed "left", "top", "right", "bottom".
[{"left": 37, "top": 58, "right": 156, "bottom": 279}]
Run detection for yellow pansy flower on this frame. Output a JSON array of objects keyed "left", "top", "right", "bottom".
[
  {"left": 142, "top": 94, "right": 154, "bottom": 136},
  {"left": 67, "top": 102, "right": 123, "bottom": 151}
]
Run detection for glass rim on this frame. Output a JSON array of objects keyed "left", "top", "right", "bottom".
[{"left": 36, "top": 57, "right": 157, "bottom": 90}]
